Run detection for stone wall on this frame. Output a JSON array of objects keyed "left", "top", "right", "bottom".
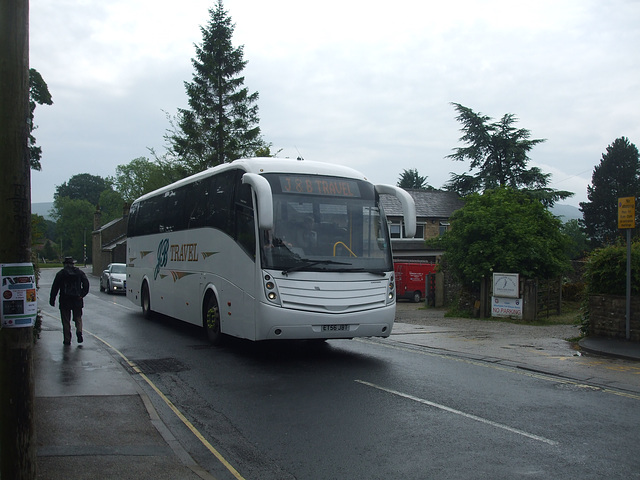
[{"left": 589, "top": 294, "right": 640, "bottom": 341}]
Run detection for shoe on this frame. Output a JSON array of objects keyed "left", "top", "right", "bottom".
[
  {"left": 63, "top": 341, "right": 71, "bottom": 346},
  {"left": 77, "top": 332, "right": 83, "bottom": 344}
]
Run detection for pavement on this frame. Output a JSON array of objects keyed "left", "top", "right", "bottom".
[
  {"left": 578, "top": 335, "right": 640, "bottom": 361},
  {"left": 33, "top": 308, "right": 640, "bottom": 479},
  {"left": 34, "top": 314, "right": 215, "bottom": 480}
]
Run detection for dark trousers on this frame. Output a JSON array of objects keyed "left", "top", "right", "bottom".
[{"left": 60, "top": 306, "right": 83, "bottom": 344}]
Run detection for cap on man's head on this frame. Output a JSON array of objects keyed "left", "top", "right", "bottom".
[{"left": 63, "top": 257, "right": 75, "bottom": 265}]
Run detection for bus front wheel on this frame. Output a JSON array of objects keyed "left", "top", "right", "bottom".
[
  {"left": 203, "top": 293, "right": 223, "bottom": 345},
  {"left": 141, "top": 281, "right": 152, "bottom": 319}
]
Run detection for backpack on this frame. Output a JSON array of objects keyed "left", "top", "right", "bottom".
[{"left": 62, "top": 269, "right": 83, "bottom": 297}]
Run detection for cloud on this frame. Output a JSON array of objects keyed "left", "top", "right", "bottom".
[{"left": 29, "top": 0, "right": 640, "bottom": 208}]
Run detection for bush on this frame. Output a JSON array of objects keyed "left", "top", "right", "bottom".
[
  {"left": 584, "top": 240, "right": 640, "bottom": 295},
  {"left": 580, "top": 239, "right": 640, "bottom": 334}
]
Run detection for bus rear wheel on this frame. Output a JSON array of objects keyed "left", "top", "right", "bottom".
[
  {"left": 141, "top": 281, "right": 152, "bottom": 319},
  {"left": 203, "top": 293, "right": 223, "bottom": 345},
  {"left": 412, "top": 290, "right": 422, "bottom": 303}
]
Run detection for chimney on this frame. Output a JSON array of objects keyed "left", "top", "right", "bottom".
[{"left": 94, "top": 206, "right": 102, "bottom": 230}]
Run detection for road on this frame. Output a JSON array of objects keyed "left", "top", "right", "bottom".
[{"left": 39, "top": 268, "right": 640, "bottom": 479}]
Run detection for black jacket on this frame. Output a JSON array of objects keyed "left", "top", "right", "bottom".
[{"left": 49, "top": 266, "right": 90, "bottom": 309}]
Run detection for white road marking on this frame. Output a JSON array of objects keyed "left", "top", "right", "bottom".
[{"left": 355, "top": 379, "right": 559, "bottom": 446}]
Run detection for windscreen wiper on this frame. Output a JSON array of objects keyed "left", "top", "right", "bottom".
[
  {"left": 331, "top": 268, "right": 387, "bottom": 276},
  {"left": 281, "top": 259, "right": 351, "bottom": 276}
]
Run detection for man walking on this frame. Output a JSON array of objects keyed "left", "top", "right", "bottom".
[{"left": 49, "top": 257, "right": 90, "bottom": 345}]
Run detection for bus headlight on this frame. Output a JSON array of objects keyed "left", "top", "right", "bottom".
[
  {"left": 263, "top": 273, "right": 281, "bottom": 305},
  {"left": 387, "top": 275, "right": 395, "bottom": 304}
]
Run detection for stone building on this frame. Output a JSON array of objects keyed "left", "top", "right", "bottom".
[
  {"left": 379, "top": 189, "right": 465, "bottom": 262},
  {"left": 91, "top": 206, "right": 129, "bottom": 276}
]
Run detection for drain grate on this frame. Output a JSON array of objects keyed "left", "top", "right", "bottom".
[{"left": 131, "top": 357, "right": 189, "bottom": 374}]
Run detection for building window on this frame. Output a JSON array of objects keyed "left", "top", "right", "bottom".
[
  {"left": 439, "top": 221, "right": 450, "bottom": 236},
  {"left": 389, "top": 222, "right": 425, "bottom": 239}
]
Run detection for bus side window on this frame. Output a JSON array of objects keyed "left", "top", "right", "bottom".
[
  {"left": 210, "top": 171, "right": 235, "bottom": 236},
  {"left": 127, "top": 202, "right": 139, "bottom": 237},
  {"left": 163, "top": 187, "right": 187, "bottom": 232},
  {"left": 187, "top": 180, "right": 210, "bottom": 229},
  {"left": 234, "top": 173, "right": 256, "bottom": 258},
  {"left": 137, "top": 195, "right": 163, "bottom": 235}
]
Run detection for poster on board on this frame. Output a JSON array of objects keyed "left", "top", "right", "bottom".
[
  {"left": 491, "top": 296, "right": 523, "bottom": 319},
  {"left": 1, "top": 263, "right": 37, "bottom": 328}
]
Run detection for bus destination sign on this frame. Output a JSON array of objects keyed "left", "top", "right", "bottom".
[{"left": 279, "top": 175, "right": 361, "bottom": 198}]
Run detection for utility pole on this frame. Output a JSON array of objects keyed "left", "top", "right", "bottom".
[{"left": 0, "top": 0, "right": 37, "bottom": 478}]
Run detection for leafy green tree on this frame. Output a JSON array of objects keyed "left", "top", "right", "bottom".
[
  {"left": 166, "top": 0, "right": 264, "bottom": 174},
  {"left": 54, "top": 173, "right": 110, "bottom": 206},
  {"left": 111, "top": 156, "right": 180, "bottom": 203},
  {"left": 397, "top": 168, "right": 433, "bottom": 190},
  {"left": 98, "top": 189, "right": 125, "bottom": 224},
  {"left": 560, "top": 219, "right": 590, "bottom": 260},
  {"left": 31, "top": 214, "right": 46, "bottom": 246},
  {"left": 254, "top": 144, "right": 281, "bottom": 158},
  {"left": 445, "top": 103, "right": 572, "bottom": 206},
  {"left": 42, "top": 240, "right": 57, "bottom": 262},
  {"left": 436, "top": 187, "right": 570, "bottom": 285},
  {"left": 53, "top": 197, "right": 94, "bottom": 262},
  {"left": 54, "top": 173, "right": 116, "bottom": 260},
  {"left": 28, "top": 68, "right": 53, "bottom": 171},
  {"left": 31, "top": 214, "right": 50, "bottom": 262},
  {"left": 579, "top": 137, "right": 640, "bottom": 247}
]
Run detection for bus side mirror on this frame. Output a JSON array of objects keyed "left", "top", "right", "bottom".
[
  {"left": 242, "top": 173, "right": 274, "bottom": 230},
  {"left": 375, "top": 184, "right": 416, "bottom": 238}
]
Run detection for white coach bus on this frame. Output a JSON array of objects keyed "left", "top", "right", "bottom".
[{"left": 126, "top": 158, "right": 415, "bottom": 343}]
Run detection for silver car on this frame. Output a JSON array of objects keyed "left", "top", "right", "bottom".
[{"left": 100, "top": 263, "right": 126, "bottom": 294}]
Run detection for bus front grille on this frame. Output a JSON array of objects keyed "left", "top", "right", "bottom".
[{"left": 276, "top": 277, "right": 388, "bottom": 313}]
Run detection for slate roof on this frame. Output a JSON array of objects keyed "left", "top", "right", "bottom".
[{"left": 380, "top": 189, "right": 465, "bottom": 218}]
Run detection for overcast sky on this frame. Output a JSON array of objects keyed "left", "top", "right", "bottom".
[{"left": 29, "top": 0, "right": 640, "bottom": 208}]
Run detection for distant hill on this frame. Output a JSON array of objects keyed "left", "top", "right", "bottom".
[
  {"left": 551, "top": 203, "right": 582, "bottom": 221},
  {"left": 32, "top": 202, "right": 54, "bottom": 220}
]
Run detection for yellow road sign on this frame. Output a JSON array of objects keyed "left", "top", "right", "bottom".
[{"left": 618, "top": 197, "right": 635, "bottom": 229}]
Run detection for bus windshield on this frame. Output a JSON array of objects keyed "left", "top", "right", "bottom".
[{"left": 260, "top": 173, "right": 393, "bottom": 273}]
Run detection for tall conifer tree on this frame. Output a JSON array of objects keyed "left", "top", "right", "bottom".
[
  {"left": 580, "top": 137, "right": 640, "bottom": 247},
  {"left": 168, "top": 0, "right": 263, "bottom": 174},
  {"left": 445, "top": 103, "right": 572, "bottom": 206},
  {"left": 397, "top": 168, "right": 433, "bottom": 190}
]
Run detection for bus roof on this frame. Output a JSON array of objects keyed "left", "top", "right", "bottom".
[{"left": 132, "top": 158, "right": 371, "bottom": 204}]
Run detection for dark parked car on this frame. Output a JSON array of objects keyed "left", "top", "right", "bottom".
[{"left": 100, "top": 263, "right": 126, "bottom": 294}]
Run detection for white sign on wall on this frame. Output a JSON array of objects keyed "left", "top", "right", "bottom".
[{"left": 493, "top": 273, "right": 519, "bottom": 298}]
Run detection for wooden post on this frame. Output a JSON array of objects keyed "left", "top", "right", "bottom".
[
  {"left": 479, "top": 276, "right": 488, "bottom": 318},
  {"left": 522, "top": 279, "right": 537, "bottom": 322},
  {"left": 0, "top": 0, "right": 36, "bottom": 477},
  {"left": 435, "top": 271, "right": 444, "bottom": 308}
]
